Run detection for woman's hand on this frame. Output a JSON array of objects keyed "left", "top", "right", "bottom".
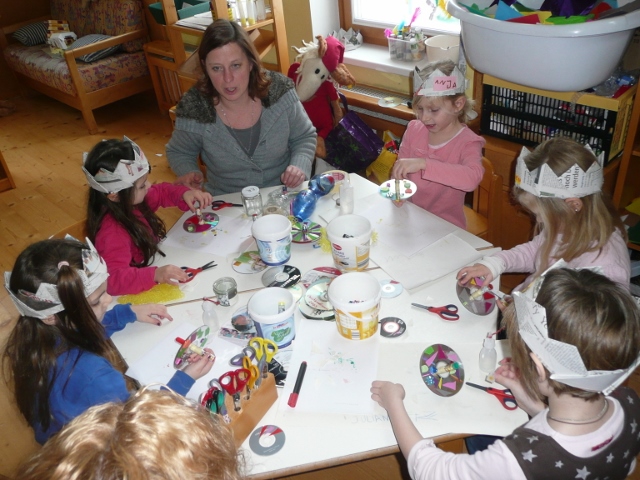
[
  {"left": 494, "top": 358, "right": 546, "bottom": 417},
  {"left": 281, "top": 165, "right": 306, "bottom": 188},
  {"left": 131, "top": 304, "right": 173, "bottom": 326},
  {"left": 370, "top": 380, "right": 406, "bottom": 411},
  {"left": 175, "top": 171, "right": 204, "bottom": 190},
  {"left": 391, "top": 157, "right": 426, "bottom": 180},
  {"left": 182, "top": 348, "right": 216, "bottom": 380},
  {"left": 154, "top": 265, "right": 189, "bottom": 285},
  {"left": 183, "top": 189, "right": 213, "bottom": 211},
  {"left": 456, "top": 264, "right": 493, "bottom": 286}
]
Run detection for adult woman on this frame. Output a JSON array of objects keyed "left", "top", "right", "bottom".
[{"left": 167, "top": 19, "right": 316, "bottom": 195}]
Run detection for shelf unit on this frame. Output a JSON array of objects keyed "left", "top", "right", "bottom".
[{"left": 613, "top": 86, "right": 640, "bottom": 210}]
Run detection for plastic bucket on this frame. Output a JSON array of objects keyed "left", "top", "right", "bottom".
[
  {"left": 425, "top": 35, "right": 460, "bottom": 63},
  {"left": 247, "top": 287, "right": 296, "bottom": 348},
  {"left": 326, "top": 214, "right": 372, "bottom": 271},
  {"left": 251, "top": 215, "right": 292, "bottom": 266},
  {"left": 327, "top": 272, "right": 381, "bottom": 340}
]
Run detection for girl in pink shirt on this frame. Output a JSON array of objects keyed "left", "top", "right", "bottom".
[
  {"left": 391, "top": 59, "right": 485, "bottom": 228},
  {"left": 83, "top": 137, "right": 212, "bottom": 295}
]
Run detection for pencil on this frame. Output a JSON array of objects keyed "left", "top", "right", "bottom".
[{"left": 287, "top": 361, "right": 307, "bottom": 408}]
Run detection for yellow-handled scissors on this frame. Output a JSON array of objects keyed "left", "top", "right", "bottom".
[
  {"left": 242, "top": 355, "right": 260, "bottom": 399},
  {"left": 249, "top": 337, "right": 278, "bottom": 379}
]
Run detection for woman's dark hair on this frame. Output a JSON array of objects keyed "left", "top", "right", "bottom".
[
  {"left": 3, "top": 239, "right": 127, "bottom": 431},
  {"left": 85, "top": 139, "right": 166, "bottom": 266},
  {"left": 197, "top": 19, "right": 270, "bottom": 103}
]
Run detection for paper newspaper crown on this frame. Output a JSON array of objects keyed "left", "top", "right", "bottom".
[
  {"left": 415, "top": 65, "right": 466, "bottom": 97},
  {"left": 4, "top": 237, "right": 109, "bottom": 320},
  {"left": 513, "top": 262, "right": 640, "bottom": 396},
  {"left": 514, "top": 145, "right": 604, "bottom": 199},
  {"left": 82, "top": 136, "right": 149, "bottom": 194}
]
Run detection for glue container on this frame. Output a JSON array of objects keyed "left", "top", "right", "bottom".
[
  {"left": 202, "top": 301, "right": 220, "bottom": 331},
  {"left": 479, "top": 334, "right": 497, "bottom": 374}
]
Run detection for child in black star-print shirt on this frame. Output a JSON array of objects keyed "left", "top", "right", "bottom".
[{"left": 371, "top": 268, "right": 640, "bottom": 480}]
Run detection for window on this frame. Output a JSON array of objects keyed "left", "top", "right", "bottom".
[{"left": 347, "top": 0, "right": 460, "bottom": 38}]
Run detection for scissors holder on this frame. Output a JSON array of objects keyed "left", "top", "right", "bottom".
[{"left": 224, "top": 372, "right": 277, "bottom": 447}]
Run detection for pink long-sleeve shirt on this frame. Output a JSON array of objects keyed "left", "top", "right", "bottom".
[
  {"left": 400, "top": 121, "right": 485, "bottom": 228},
  {"left": 95, "top": 182, "right": 190, "bottom": 295}
]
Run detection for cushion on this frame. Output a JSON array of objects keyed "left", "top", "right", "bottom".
[
  {"left": 12, "top": 22, "right": 48, "bottom": 46},
  {"left": 69, "top": 34, "right": 120, "bottom": 63}
]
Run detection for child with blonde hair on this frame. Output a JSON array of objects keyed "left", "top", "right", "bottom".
[
  {"left": 371, "top": 268, "right": 640, "bottom": 479},
  {"left": 16, "top": 388, "right": 244, "bottom": 480},
  {"left": 3, "top": 238, "right": 214, "bottom": 444},
  {"left": 391, "top": 59, "right": 484, "bottom": 228},
  {"left": 457, "top": 137, "right": 629, "bottom": 292},
  {"left": 84, "top": 137, "right": 213, "bottom": 295}
]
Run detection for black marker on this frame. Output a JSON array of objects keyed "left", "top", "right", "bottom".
[{"left": 287, "top": 361, "right": 307, "bottom": 408}]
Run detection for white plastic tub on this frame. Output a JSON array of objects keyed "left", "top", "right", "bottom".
[{"left": 447, "top": 0, "right": 640, "bottom": 91}]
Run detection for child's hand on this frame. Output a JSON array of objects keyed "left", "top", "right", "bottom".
[
  {"left": 130, "top": 304, "right": 173, "bottom": 326},
  {"left": 175, "top": 171, "right": 204, "bottom": 190},
  {"left": 456, "top": 264, "right": 493, "bottom": 286},
  {"left": 281, "top": 165, "right": 306, "bottom": 188},
  {"left": 494, "top": 358, "right": 545, "bottom": 416},
  {"left": 154, "top": 265, "right": 189, "bottom": 285},
  {"left": 183, "top": 189, "right": 213, "bottom": 211},
  {"left": 391, "top": 157, "right": 426, "bottom": 179},
  {"left": 370, "top": 380, "right": 405, "bottom": 411},
  {"left": 182, "top": 348, "right": 215, "bottom": 380}
]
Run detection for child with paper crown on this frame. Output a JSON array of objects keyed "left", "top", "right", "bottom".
[
  {"left": 371, "top": 267, "right": 640, "bottom": 479},
  {"left": 3, "top": 238, "right": 215, "bottom": 444},
  {"left": 83, "top": 137, "right": 213, "bottom": 295},
  {"left": 390, "top": 59, "right": 484, "bottom": 228},
  {"left": 457, "top": 137, "right": 630, "bottom": 294}
]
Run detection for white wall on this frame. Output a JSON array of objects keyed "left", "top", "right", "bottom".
[{"left": 309, "top": 0, "right": 340, "bottom": 37}]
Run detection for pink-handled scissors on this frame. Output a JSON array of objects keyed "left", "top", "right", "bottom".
[{"left": 411, "top": 303, "right": 460, "bottom": 321}]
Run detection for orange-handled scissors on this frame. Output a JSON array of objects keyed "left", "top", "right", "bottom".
[
  {"left": 242, "top": 356, "right": 260, "bottom": 399},
  {"left": 411, "top": 303, "right": 460, "bottom": 321},
  {"left": 466, "top": 382, "right": 518, "bottom": 410},
  {"left": 249, "top": 337, "right": 278, "bottom": 379}
]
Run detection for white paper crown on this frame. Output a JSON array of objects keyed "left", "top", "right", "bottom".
[
  {"left": 415, "top": 66, "right": 466, "bottom": 97},
  {"left": 4, "top": 237, "right": 109, "bottom": 320},
  {"left": 82, "top": 136, "right": 149, "bottom": 194},
  {"left": 514, "top": 145, "right": 604, "bottom": 199},
  {"left": 513, "top": 262, "right": 639, "bottom": 396}
]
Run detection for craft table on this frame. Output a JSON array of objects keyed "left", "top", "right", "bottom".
[{"left": 110, "top": 174, "right": 528, "bottom": 478}]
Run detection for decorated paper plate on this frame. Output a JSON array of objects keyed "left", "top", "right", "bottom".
[
  {"left": 183, "top": 212, "right": 219, "bottom": 233},
  {"left": 456, "top": 277, "right": 497, "bottom": 316},
  {"left": 379, "top": 179, "right": 417, "bottom": 201},
  {"left": 291, "top": 220, "right": 322, "bottom": 243},
  {"left": 419, "top": 343, "right": 464, "bottom": 397},
  {"left": 174, "top": 325, "right": 212, "bottom": 370}
]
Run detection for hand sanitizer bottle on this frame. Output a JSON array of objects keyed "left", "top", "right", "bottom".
[
  {"left": 479, "top": 334, "right": 497, "bottom": 374},
  {"left": 202, "top": 301, "right": 219, "bottom": 331}
]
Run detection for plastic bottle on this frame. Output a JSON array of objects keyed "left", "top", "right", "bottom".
[
  {"left": 202, "top": 301, "right": 220, "bottom": 331},
  {"left": 292, "top": 173, "right": 335, "bottom": 221},
  {"left": 479, "top": 334, "right": 497, "bottom": 374},
  {"left": 339, "top": 177, "right": 354, "bottom": 215}
]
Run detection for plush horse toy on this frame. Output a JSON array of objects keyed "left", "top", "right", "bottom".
[{"left": 288, "top": 35, "right": 356, "bottom": 158}]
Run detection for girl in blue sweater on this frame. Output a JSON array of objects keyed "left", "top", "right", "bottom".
[{"left": 3, "top": 238, "right": 214, "bottom": 443}]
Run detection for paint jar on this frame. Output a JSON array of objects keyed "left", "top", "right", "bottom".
[
  {"left": 251, "top": 214, "right": 292, "bottom": 266},
  {"left": 326, "top": 214, "right": 372, "bottom": 271},
  {"left": 328, "top": 272, "right": 381, "bottom": 340},
  {"left": 248, "top": 287, "right": 296, "bottom": 348},
  {"left": 213, "top": 277, "right": 238, "bottom": 307},
  {"left": 241, "top": 185, "right": 263, "bottom": 220}
]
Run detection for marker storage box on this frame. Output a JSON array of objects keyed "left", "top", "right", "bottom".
[
  {"left": 387, "top": 37, "right": 424, "bottom": 62},
  {"left": 480, "top": 75, "right": 637, "bottom": 164}
]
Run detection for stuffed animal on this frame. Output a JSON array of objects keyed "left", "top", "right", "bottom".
[{"left": 288, "top": 35, "right": 356, "bottom": 158}]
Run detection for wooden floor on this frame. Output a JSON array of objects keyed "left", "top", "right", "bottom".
[{"left": 0, "top": 92, "right": 639, "bottom": 479}]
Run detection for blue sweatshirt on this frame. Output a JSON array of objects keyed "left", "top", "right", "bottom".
[{"left": 33, "top": 304, "right": 195, "bottom": 444}]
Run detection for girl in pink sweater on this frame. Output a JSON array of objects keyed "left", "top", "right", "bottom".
[
  {"left": 391, "top": 59, "right": 485, "bottom": 228},
  {"left": 83, "top": 137, "right": 212, "bottom": 295}
]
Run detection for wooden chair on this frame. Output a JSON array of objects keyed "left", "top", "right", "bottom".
[{"left": 464, "top": 157, "right": 503, "bottom": 246}]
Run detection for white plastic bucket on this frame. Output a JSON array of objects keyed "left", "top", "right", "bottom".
[
  {"left": 247, "top": 287, "right": 296, "bottom": 348},
  {"left": 251, "top": 215, "right": 292, "bottom": 266},
  {"left": 326, "top": 214, "right": 372, "bottom": 271},
  {"left": 425, "top": 35, "right": 460, "bottom": 63},
  {"left": 328, "top": 272, "right": 381, "bottom": 340}
]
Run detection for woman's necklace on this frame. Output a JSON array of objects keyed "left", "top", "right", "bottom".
[
  {"left": 218, "top": 100, "right": 257, "bottom": 158},
  {"left": 547, "top": 398, "right": 609, "bottom": 425}
]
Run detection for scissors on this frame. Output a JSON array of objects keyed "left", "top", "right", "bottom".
[
  {"left": 201, "top": 384, "right": 225, "bottom": 415},
  {"left": 411, "top": 303, "right": 460, "bottom": 321},
  {"left": 242, "top": 356, "right": 260, "bottom": 399},
  {"left": 229, "top": 345, "right": 257, "bottom": 367},
  {"left": 180, "top": 260, "right": 217, "bottom": 282},
  {"left": 466, "top": 382, "right": 518, "bottom": 411},
  {"left": 219, "top": 368, "right": 251, "bottom": 411},
  {"left": 211, "top": 200, "right": 243, "bottom": 210},
  {"left": 249, "top": 337, "right": 278, "bottom": 379}
]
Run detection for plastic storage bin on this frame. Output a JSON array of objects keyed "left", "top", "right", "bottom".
[
  {"left": 388, "top": 37, "right": 424, "bottom": 62},
  {"left": 148, "top": 0, "right": 210, "bottom": 25},
  {"left": 480, "top": 75, "right": 637, "bottom": 164},
  {"left": 446, "top": 0, "right": 640, "bottom": 91}
]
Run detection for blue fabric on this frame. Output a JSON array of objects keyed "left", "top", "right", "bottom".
[{"left": 101, "top": 303, "right": 136, "bottom": 336}]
